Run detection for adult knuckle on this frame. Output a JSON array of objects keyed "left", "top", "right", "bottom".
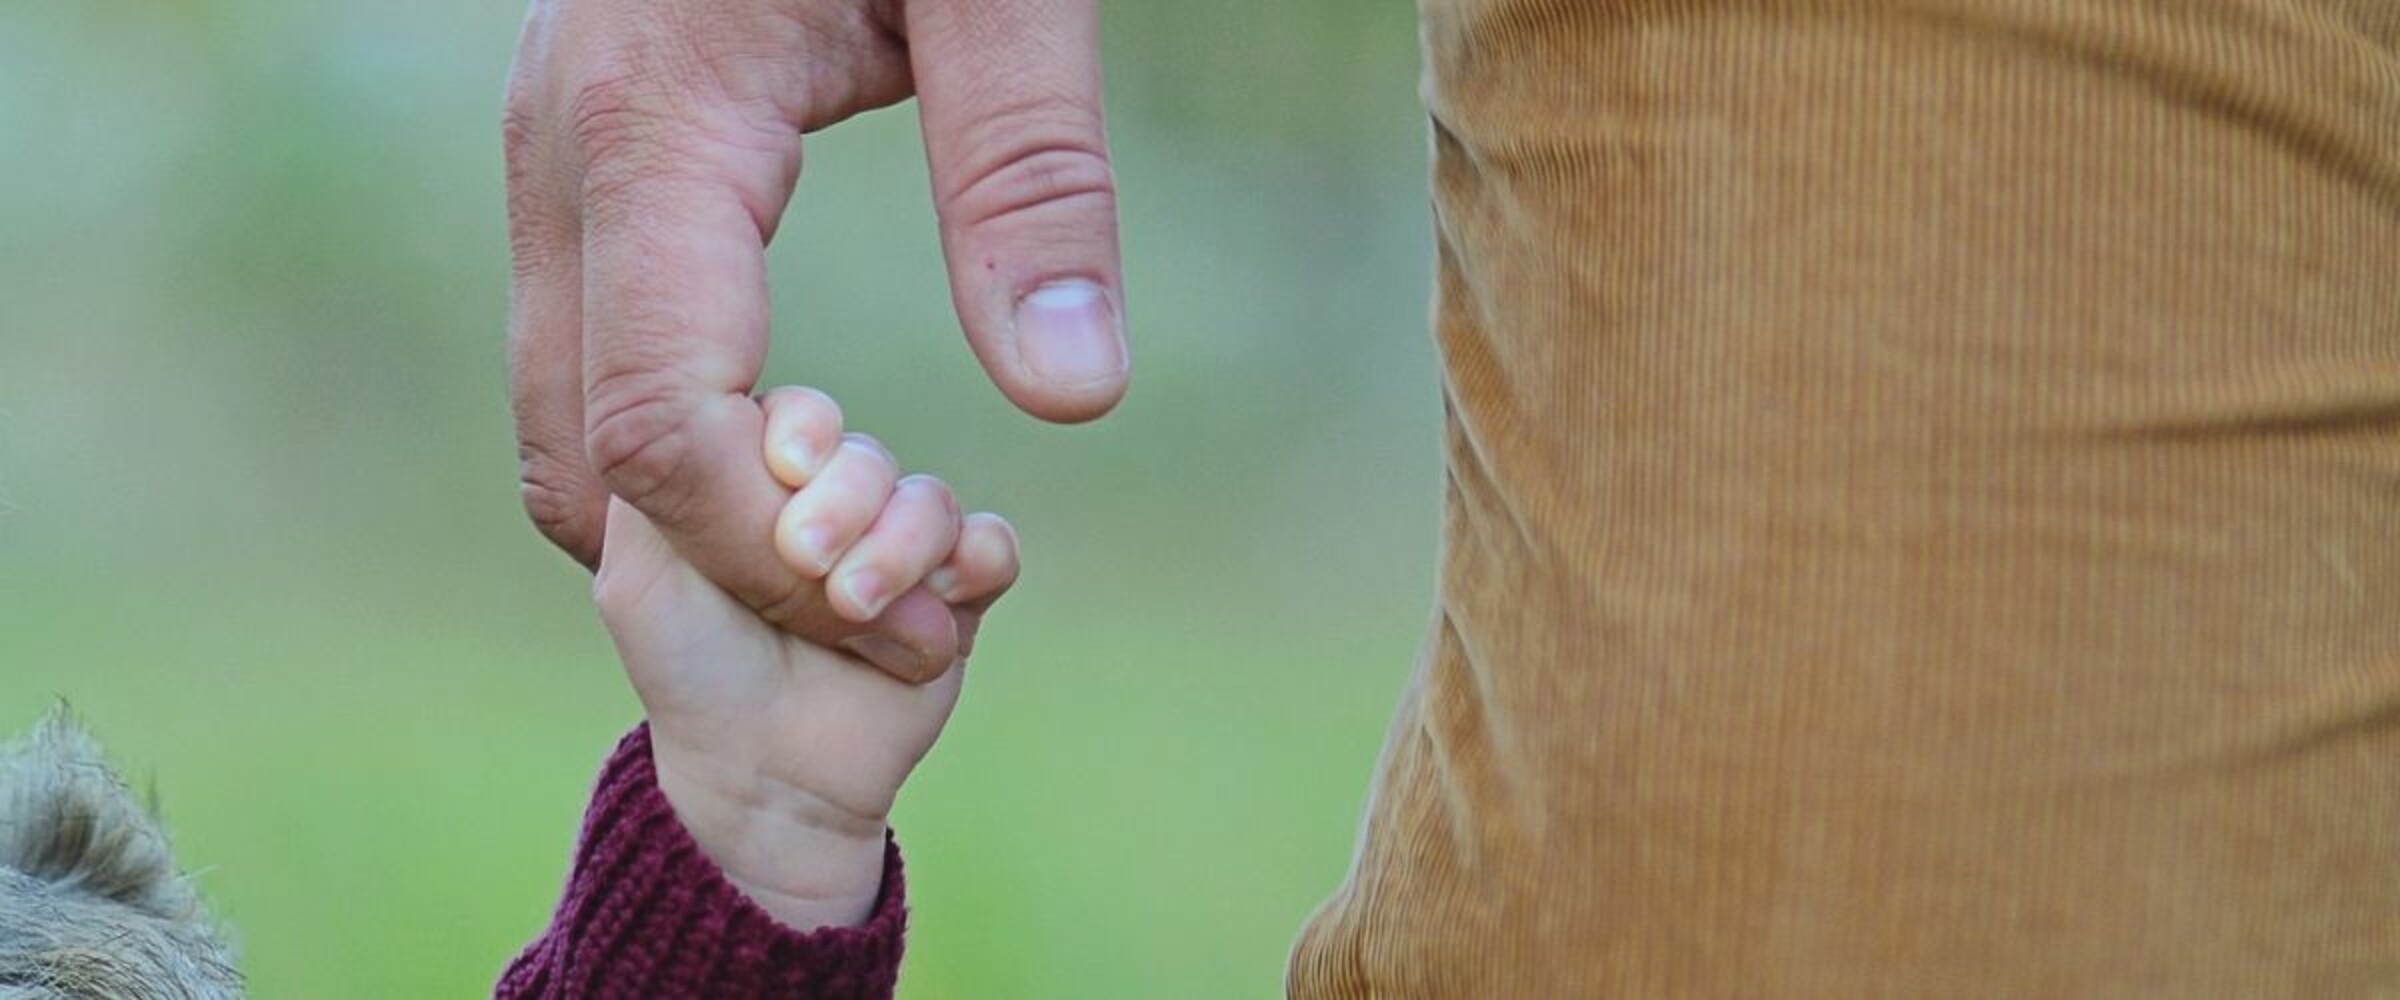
[
  {"left": 560, "top": 69, "right": 719, "bottom": 212},
  {"left": 557, "top": 28, "right": 749, "bottom": 175},
  {"left": 513, "top": 407, "right": 600, "bottom": 557},
  {"left": 943, "top": 135, "right": 1117, "bottom": 232},
  {"left": 516, "top": 474, "right": 577, "bottom": 535},
  {"left": 517, "top": 472, "right": 600, "bottom": 566},
  {"left": 564, "top": 71, "right": 673, "bottom": 164},
  {"left": 525, "top": 1, "right": 784, "bottom": 175},
  {"left": 584, "top": 381, "right": 702, "bottom": 526}
]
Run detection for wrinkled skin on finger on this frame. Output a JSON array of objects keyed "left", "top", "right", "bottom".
[{"left": 501, "top": 0, "right": 1124, "bottom": 682}]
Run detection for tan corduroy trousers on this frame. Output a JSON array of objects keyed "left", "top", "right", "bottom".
[{"left": 1289, "top": 3, "right": 2400, "bottom": 997}]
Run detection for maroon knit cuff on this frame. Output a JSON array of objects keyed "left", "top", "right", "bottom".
[{"left": 497, "top": 724, "right": 906, "bottom": 999}]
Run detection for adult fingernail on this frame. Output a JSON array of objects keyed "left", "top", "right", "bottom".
[{"left": 1014, "top": 280, "right": 1126, "bottom": 388}]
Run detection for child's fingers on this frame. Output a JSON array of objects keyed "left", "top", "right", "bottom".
[
  {"left": 773, "top": 434, "right": 899, "bottom": 577},
  {"left": 760, "top": 386, "right": 845, "bottom": 489},
  {"left": 927, "top": 512, "right": 1020, "bottom": 610},
  {"left": 826, "top": 475, "right": 963, "bottom": 622},
  {"left": 938, "top": 513, "right": 1020, "bottom": 659}
]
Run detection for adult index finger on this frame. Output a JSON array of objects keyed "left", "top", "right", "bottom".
[{"left": 570, "top": 71, "right": 959, "bottom": 681}]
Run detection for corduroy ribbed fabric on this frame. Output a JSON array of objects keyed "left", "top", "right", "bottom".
[
  {"left": 1291, "top": 3, "right": 2400, "bottom": 997},
  {"left": 499, "top": 725, "right": 904, "bottom": 999}
]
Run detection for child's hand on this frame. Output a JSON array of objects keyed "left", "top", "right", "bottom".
[{"left": 591, "top": 386, "right": 1019, "bottom": 930}]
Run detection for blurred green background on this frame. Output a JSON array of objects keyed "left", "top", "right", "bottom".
[{"left": 0, "top": 2, "right": 1438, "bottom": 997}]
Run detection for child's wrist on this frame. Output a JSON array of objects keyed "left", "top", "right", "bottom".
[
  {"left": 651, "top": 739, "right": 891, "bottom": 929},
  {"left": 712, "top": 830, "right": 888, "bottom": 931}
]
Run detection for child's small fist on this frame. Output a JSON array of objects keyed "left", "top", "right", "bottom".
[
  {"left": 592, "top": 385, "right": 1020, "bottom": 931},
  {"left": 760, "top": 387, "right": 1018, "bottom": 630}
]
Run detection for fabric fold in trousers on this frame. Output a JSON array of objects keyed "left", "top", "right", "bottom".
[{"left": 1291, "top": 3, "right": 2400, "bottom": 996}]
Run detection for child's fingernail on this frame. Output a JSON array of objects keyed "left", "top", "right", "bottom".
[
  {"left": 926, "top": 567, "right": 961, "bottom": 602},
  {"left": 1014, "top": 280, "right": 1126, "bottom": 387},
  {"left": 794, "top": 525, "right": 835, "bottom": 574},
  {"left": 838, "top": 570, "right": 886, "bottom": 619},
  {"left": 776, "top": 437, "right": 821, "bottom": 482}
]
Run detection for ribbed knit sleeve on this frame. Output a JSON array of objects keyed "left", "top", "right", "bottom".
[{"left": 497, "top": 725, "right": 906, "bottom": 999}]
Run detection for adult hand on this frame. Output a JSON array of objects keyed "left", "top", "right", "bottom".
[{"left": 503, "top": 0, "right": 1127, "bottom": 682}]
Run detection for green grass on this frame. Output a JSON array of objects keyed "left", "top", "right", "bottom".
[{"left": 2, "top": 538, "right": 1425, "bottom": 997}]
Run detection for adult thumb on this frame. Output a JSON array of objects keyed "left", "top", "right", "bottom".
[{"left": 908, "top": 0, "right": 1129, "bottom": 424}]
